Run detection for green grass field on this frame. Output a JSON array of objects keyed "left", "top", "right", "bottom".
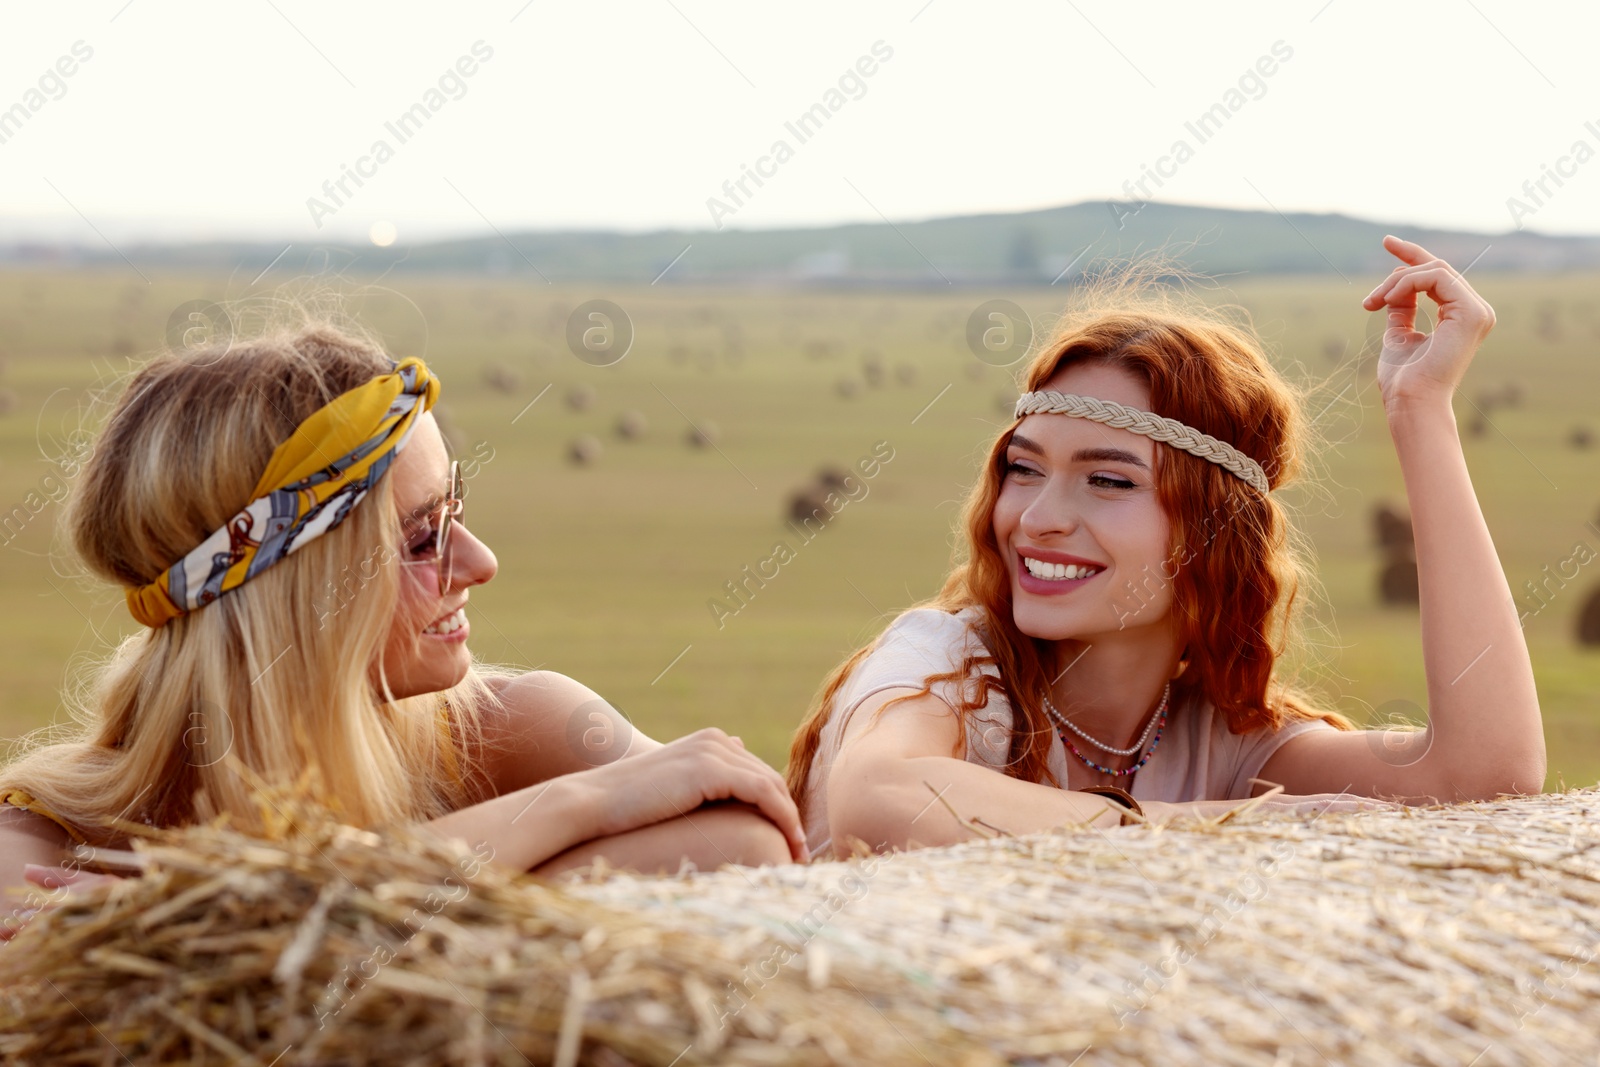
[{"left": 2, "top": 268, "right": 1597, "bottom": 790}]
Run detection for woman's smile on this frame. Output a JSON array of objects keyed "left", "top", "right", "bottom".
[{"left": 1017, "top": 547, "right": 1106, "bottom": 595}]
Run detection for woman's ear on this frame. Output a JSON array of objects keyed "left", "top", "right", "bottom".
[{"left": 1171, "top": 648, "right": 1191, "bottom": 680}]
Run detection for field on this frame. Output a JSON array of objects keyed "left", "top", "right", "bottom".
[{"left": 1, "top": 268, "right": 1597, "bottom": 790}]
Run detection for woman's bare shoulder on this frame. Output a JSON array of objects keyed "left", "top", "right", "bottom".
[{"left": 472, "top": 671, "right": 648, "bottom": 795}]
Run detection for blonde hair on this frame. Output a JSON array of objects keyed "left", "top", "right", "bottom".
[{"left": 1, "top": 296, "right": 515, "bottom": 846}]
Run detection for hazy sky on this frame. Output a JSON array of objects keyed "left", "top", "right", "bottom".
[{"left": 3, "top": 1, "right": 1597, "bottom": 244}]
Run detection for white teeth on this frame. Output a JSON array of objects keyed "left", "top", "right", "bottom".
[
  {"left": 1023, "top": 557, "right": 1101, "bottom": 582},
  {"left": 424, "top": 607, "right": 466, "bottom": 635}
]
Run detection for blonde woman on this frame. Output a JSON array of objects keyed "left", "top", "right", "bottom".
[
  {"left": 788, "top": 237, "right": 1545, "bottom": 858},
  {"left": 1, "top": 311, "right": 806, "bottom": 935}
]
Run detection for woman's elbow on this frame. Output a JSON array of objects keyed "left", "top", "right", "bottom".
[
  {"left": 826, "top": 758, "right": 953, "bottom": 856},
  {"left": 1430, "top": 754, "right": 1547, "bottom": 802}
]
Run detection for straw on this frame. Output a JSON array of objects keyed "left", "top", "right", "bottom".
[{"left": 5, "top": 781, "right": 1600, "bottom": 1066}]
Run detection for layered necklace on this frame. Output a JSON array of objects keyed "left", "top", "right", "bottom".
[{"left": 1043, "top": 682, "right": 1170, "bottom": 778}]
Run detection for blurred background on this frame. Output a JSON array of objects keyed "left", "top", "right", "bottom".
[{"left": 2, "top": 2, "right": 1597, "bottom": 788}]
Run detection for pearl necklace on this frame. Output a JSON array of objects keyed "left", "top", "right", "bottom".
[{"left": 1042, "top": 683, "right": 1170, "bottom": 755}]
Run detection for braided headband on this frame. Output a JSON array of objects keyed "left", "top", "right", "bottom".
[
  {"left": 125, "top": 357, "right": 440, "bottom": 628},
  {"left": 1013, "top": 391, "right": 1270, "bottom": 494}
]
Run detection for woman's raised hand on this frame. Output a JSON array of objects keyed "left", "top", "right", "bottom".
[
  {"left": 578, "top": 727, "right": 809, "bottom": 862},
  {"left": 1362, "top": 235, "right": 1497, "bottom": 412}
]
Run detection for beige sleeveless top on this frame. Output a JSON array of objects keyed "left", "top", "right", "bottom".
[{"left": 799, "top": 606, "right": 1336, "bottom": 857}]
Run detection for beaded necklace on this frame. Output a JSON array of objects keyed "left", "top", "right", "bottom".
[{"left": 1044, "top": 684, "right": 1170, "bottom": 778}]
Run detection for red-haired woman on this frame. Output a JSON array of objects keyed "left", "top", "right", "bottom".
[{"left": 788, "top": 237, "right": 1545, "bottom": 859}]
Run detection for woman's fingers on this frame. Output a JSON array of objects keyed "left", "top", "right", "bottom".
[
  {"left": 22, "top": 864, "right": 122, "bottom": 892},
  {"left": 611, "top": 728, "right": 809, "bottom": 861},
  {"left": 1368, "top": 267, "right": 1476, "bottom": 315},
  {"left": 693, "top": 745, "right": 808, "bottom": 860},
  {"left": 0, "top": 911, "right": 37, "bottom": 941},
  {"left": 0, "top": 867, "right": 128, "bottom": 942},
  {"left": 1381, "top": 233, "right": 1438, "bottom": 268}
]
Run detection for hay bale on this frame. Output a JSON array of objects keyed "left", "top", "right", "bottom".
[
  {"left": 1577, "top": 586, "right": 1600, "bottom": 646},
  {"left": 1570, "top": 426, "right": 1592, "bottom": 450},
  {"left": 0, "top": 788, "right": 981, "bottom": 1067},
  {"left": 616, "top": 410, "right": 648, "bottom": 441},
  {"left": 1379, "top": 556, "right": 1420, "bottom": 606},
  {"left": 686, "top": 421, "right": 720, "bottom": 449},
  {"left": 566, "top": 384, "right": 596, "bottom": 413},
  {"left": 482, "top": 365, "right": 520, "bottom": 395},
  {"left": 1372, "top": 503, "right": 1414, "bottom": 552},
  {"left": 7, "top": 787, "right": 1600, "bottom": 1066},
  {"left": 835, "top": 379, "right": 859, "bottom": 399},
  {"left": 862, "top": 355, "right": 886, "bottom": 388},
  {"left": 568, "top": 435, "right": 603, "bottom": 466},
  {"left": 788, "top": 486, "right": 833, "bottom": 527},
  {"left": 816, "top": 466, "right": 851, "bottom": 492}
]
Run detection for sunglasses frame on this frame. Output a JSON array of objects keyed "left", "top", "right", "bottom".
[{"left": 401, "top": 460, "right": 464, "bottom": 597}]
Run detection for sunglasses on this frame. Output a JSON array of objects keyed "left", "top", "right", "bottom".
[{"left": 400, "top": 460, "right": 464, "bottom": 596}]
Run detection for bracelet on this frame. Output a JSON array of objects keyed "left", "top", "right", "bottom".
[{"left": 1078, "top": 786, "right": 1144, "bottom": 826}]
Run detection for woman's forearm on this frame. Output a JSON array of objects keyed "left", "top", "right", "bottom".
[
  {"left": 827, "top": 753, "right": 1125, "bottom": 854},
  {"left": 423, "top": 774, "right": 605, "bottom": 872},
  {"left": 1388, "top": 395, "right": 1545, "bottom": 794}
]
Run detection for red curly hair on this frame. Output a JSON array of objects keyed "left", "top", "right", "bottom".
[{"left": 786, "top": 283, "right": 1354, "bottom": 819}]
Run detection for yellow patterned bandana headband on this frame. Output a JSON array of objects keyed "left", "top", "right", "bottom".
[
  {"left": 1014, "top": 391, "right": 1271, "bottom": 494},
  {"left": 126, "top": 357, "right": 440, "bottom": 628}
]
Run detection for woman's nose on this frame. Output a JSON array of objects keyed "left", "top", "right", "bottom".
[
  {"left": 449, "top": 524, "right": 497, "bottom": 589},
  {"left": 1019, "top": 484, "right": 1081, "bottom": 538}
]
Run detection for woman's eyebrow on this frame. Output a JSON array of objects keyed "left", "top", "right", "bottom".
[
  {"left": 400, "top": 474, "right": 451, "bottom": 526},
  {"left": 1009, "top": 433, "right": 1044, "bottom": 455},
  {"left": 1073, "top": 446, "right": 1148, "bottom": 469},
  {"left": 1009, "top": 434, "right": 1148, "bottom": 470}
]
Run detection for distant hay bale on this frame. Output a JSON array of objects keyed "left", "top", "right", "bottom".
[
  {"left": 895, "top": 363, "right": 918, "bottom": 387},
  {"left": 566, "top": 384, "right": 596, "bottom": 412},
  {"left": 616, "top": 410, "right": 648, "bottom": 440},
  {"left": 686, "top": 421, "right": 720, "bottom": 449},
  {"left": 1372, "top": 503, "right": 1414, "bottom": 552},
  {"left": 862, "top": 355, "right": 886, "bottom": 388},
  {"left": 481, "top": 364, "right": 519, "bottom": 394},
  {"left": 1373, "top": 504, "right": 1418, "bottom": 606},
  {"left": 1570, "top": 426, "right": 1593, "bottom": 450},
  {"left": 1379, "top": 556, "right": 1420, "bottom": 606},
  {"left": 816, "top": 466, "right": 851, "bottom": 492},
  {"left": 1578, "top": 586, "right": 1600, "bottom": 646},
  {"left": 788, "top": 486, "right": 833, "bottom": 527},
  {"left": 835, "top": 378, "right": 860, "bottom": 399},
  {"left": 567, "top": 434, "right": 603, "bottom": 466},
  {"left": 6, "top": 787, "right": 1600, "bottom": 1066}
]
